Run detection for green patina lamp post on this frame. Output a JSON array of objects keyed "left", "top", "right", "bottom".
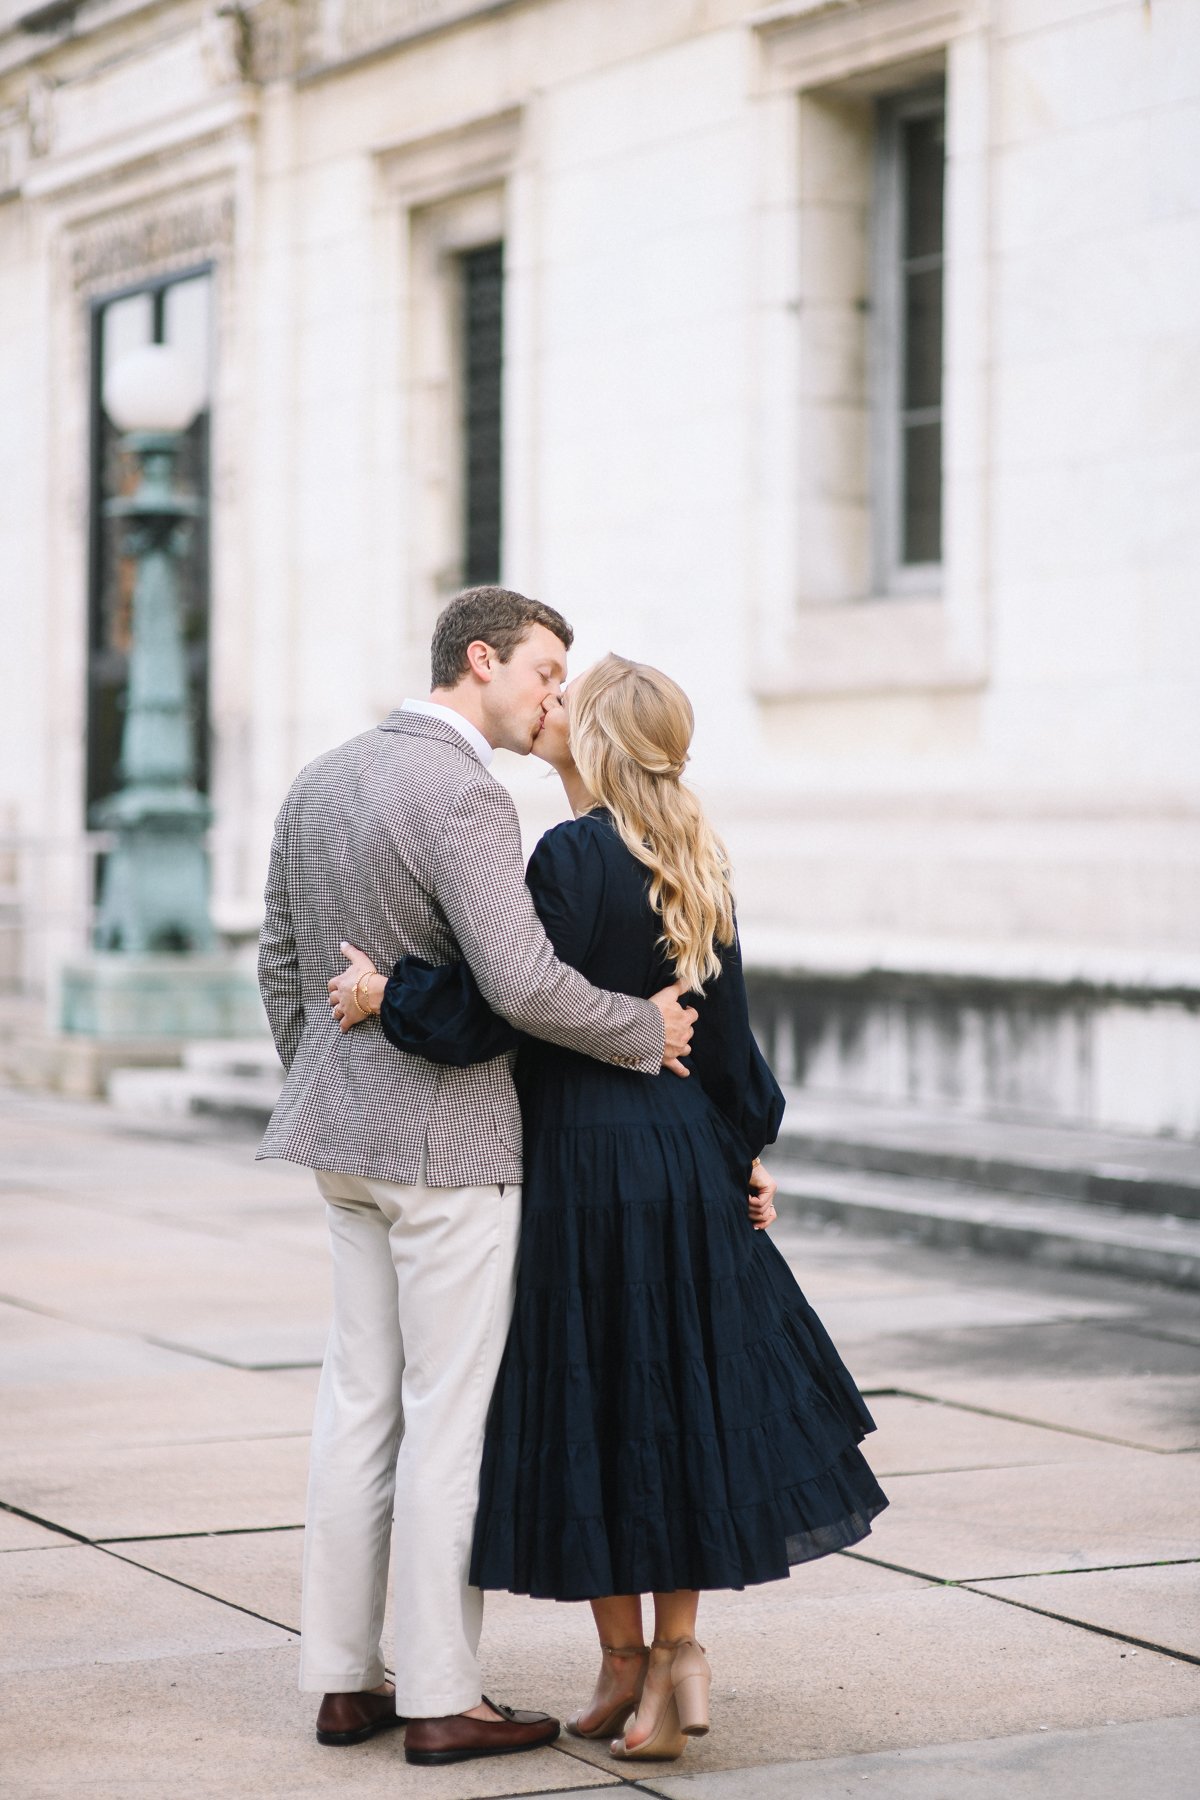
[
  {"left": 60, "top": 344, "right": 261, "bottom": 1046},
  {"left": 93, "top": 344, "right": 215, "bottom": 954}
]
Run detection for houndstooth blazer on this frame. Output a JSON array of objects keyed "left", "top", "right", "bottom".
[{"left": 256, "top": 709, "right": 666, "bottom": 1187}]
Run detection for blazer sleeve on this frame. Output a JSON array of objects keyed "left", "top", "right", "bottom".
[
  {"left": 256, "top": 794, "right": 304, "bottom": 1071},
  {"left": 425, "top": 778, "right": 665, "bottom": 1073}
]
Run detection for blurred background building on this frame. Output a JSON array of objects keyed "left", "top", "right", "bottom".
[{"left": 1, "top": 0, "right": 1198, "bottom": 1136}]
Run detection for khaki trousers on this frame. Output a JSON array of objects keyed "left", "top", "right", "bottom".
[{"left": 299, "top": 1168, "right": 520, "bottom": 1716}]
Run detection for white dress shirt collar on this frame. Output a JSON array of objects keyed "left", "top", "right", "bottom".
[{"left": 400, "top": 698, "right": 494, "bottom": 768}]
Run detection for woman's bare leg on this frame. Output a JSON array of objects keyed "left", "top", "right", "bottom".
[
  {"left": 621, "top": 1591, "right": 701, "bottom": 1751},
  {"left": 570, "top": 1595, "right": 647, "bottom": 1735},
  {"left": 651, "top": 1590, "right": 699, "bottom": 1644},
  {"left": 591, "top": 1594, "right": 645, "bottom": 1648}
]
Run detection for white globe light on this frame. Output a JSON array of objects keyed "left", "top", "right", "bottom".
[{"left": 103, "top": 343, "right": 206, "bottom": 434}]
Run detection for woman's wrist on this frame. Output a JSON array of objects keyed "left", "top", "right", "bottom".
[{"left": 353, "top": 970, "right": 385, "bottom": 1017}]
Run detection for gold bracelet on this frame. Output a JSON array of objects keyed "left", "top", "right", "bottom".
[{"left": 354, "top": 972, "right": 376, "bottom": 1016}]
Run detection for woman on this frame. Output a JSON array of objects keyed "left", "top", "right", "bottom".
[{"left": 331, "top": 655, "right": 887, "bottom": 1761}]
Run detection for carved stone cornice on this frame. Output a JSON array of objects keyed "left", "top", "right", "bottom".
[
  {"left": 66, "top": 182, "right": 234, "bottom": 292},
  {"left": 292, "top": 0, "right": 527, "bottom": 83},
  {"left": 753, "top": 0, "right": 984, "bottom": 90},
  {"left": 1, "top": 0, "right": 534, "bottom": 90},
  {"left": 374, "top": 104, "right": 520, "bottom": 204}
]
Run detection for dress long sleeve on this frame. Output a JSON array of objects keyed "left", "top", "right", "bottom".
[
  {"left": 683, "top": 931, "right": 785, "bottom": 1162},
  {"left": 378, "top": 954, "right": 521, "bottom": 1064}
]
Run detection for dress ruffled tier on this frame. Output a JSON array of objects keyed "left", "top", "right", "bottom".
[{"left": 469, "top": 1112, "right": 888, "bottom": 1598}]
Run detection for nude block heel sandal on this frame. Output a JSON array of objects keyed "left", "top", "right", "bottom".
[
  {"left": 566, "top": 1644, "right": 650, "bottom": 1740},
  {"left": 660, "top": 1636, "right": 711, "bottom": 1736},
  {"left": 609, "top": 1636, "right": 710, "bottom": 1762},
  {"left": 609, "top": 1693, "right": 687, "bottom": 1762}
]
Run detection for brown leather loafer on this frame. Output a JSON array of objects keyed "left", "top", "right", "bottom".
[
  {"left": 316, "top": 1688, "right": 404, "bottom": 1747},
  {"left": 403, "top": 1697, "right": 560, "bottom": 1765}
]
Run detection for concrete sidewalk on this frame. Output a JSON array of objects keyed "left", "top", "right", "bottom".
[{"left": 1, "top": 1086, "right": 1197, "bottom": 1799}]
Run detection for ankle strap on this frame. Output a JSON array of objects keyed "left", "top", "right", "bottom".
[
  {"left": 651, "top": 1635, "right": 706, "bottom": 1652},
  {"left": 601, "top": 1642, "right": 650, "bottom": 1658}
]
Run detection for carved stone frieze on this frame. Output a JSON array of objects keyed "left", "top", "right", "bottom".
[
  {"left": 68, "top": 188, "right": 235, "bottom": 293},
  {"left": 295, "top": 0, "right": 507, "bottom": 73}
]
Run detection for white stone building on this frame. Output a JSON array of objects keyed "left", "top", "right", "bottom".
[{"left": 1, "top": 0, "right": 1198, "bottom": 1133}]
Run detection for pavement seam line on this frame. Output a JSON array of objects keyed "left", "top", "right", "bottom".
[
  {"left": 859, "top": 1385, "right": 1181, "bottom": 1453},
  {"left": 0, "top": 1288, "right": 321, "bottom": 1372},
  {"left": 94, "top": 1523, "right": 305, "bottom": 1544},
  {"left": 840, "top": 1548, "right": 951, "bottom": 1584},
  {"left": 458, "top": 1778, "right": 623, "bottom": 1800},
  {"left": 80, "top": 1429, "right": 314, "bottom": 1449},
  {"left": 142, "top": 1338, "right": 322, "bottom": 1370},
  {"left": 958, "top": 1582, "right": 1200, "bottom": 1667},
  {"left": 843, "top": 1543, "right": 1200, "bottom": 1591},
  {"left": 3, "top": 1505, "right": 305, "bottom": 1639},
  {"left": 548, "top": 1736, "right": 661, "bottom": 1791},
  {"left": 874, "top": 1461, "right": 1057, "bottom": 1477},
  {"left": 0, "top": 1498, "right": 90, "bottom": 1545},
  {"left": 0, "top": 1186, "right": 291, "bottom": 1246},
  {"left": 839, "top": 1547, "right": 1199, "bottom": 1665},
  {"left": 968, "top": 1555, "right": 1200, "bottom": 1582},
  {"left": 547, "top": 1736, "right": 646, "bottom": 1788},
  {"left": 99, "top": 1542, "right": 302, "bottom": 1637}
]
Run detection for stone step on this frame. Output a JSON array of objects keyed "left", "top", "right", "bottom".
[
  {"left": 108, "top": 1064, "right": 282, "bottom": 1126},
  {"left": 180, "top": 1038, "right": 282, "bottom": 1078},
  {"left": 102, "top": 1053, "right": 1200, "bottom": 1287},
  {"left": 775, "top": 1093, "right": 1200, "bottom": 1220},
  {"left": 773, "top": 1160, "right": 1200, "bottom": 1290}
]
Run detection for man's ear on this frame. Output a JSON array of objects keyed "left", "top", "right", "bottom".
[{"left": 464, "top": 640, "right": 495, "bottom": 683}]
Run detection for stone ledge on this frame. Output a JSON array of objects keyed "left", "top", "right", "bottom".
[{"left": 739, "top": 928, "right": 1200, "bottom": 1003}]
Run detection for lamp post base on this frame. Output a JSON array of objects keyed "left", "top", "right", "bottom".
[{"left": 60, "top": 954, "right": 265, "bottom": 1040}]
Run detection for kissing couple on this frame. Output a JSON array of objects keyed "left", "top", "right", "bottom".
[{"left": 257, "top": 587, "right": 886, "bottom": 1767}]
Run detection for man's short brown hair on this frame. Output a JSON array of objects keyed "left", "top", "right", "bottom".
[{"left": 430, "top": 586, "right": 574, "bottom": 690}]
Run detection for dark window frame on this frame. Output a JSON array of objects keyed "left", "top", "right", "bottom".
[
  {"left": 871, "top": 84, "right": 946, "bottom": 593},
  {"left": 456, "top": 240, "right": 504, "bottom": 589}
]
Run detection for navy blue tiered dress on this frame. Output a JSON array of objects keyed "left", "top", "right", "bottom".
[{"left": 380, "top": 809, "right": 887, "bottom": 1600}]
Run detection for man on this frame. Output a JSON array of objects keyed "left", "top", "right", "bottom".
[{"left": 257, "top": 587, "right": 696, "bottom": 1766}]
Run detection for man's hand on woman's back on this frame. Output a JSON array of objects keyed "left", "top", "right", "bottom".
[{"left": 651, "top": 981, "right": 698, "bottom": 1077}]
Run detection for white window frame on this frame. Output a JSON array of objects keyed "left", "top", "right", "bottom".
[
  {"left": 408, "top": 184, "right": 509, "bottom": 611},
  {"left": 372, "top": 108, "right": 526, "bottom": 682},
  {"left": 750, "top": 6, "right": 991, "bottom": 700}
]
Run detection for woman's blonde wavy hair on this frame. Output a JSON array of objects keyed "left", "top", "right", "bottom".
[{"left": 568, "top": 654, "right": 734, "bottom": 992}]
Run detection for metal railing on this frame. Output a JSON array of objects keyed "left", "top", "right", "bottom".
[{"left": 0, "top": 831, "right": 112, "bottom": 999}]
